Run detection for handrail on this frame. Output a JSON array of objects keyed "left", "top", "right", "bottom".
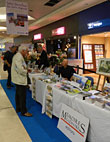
[{"left": 72, "top": 65, "right": 96, "bottom": 74}]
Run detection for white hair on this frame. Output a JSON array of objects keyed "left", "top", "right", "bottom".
[{"left": 18, "top": 45, "right": 28, "bottom": 52}]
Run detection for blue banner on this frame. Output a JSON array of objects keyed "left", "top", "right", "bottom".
[{"left": 87, "top": 19, "right": 110, "bottom": 29}]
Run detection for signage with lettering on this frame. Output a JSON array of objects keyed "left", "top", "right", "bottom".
[
  {"left": 6, "top": 0, "right": 28, "bottom": 35},
  {"left": 34, "top": 33, "right": 42, "bottom": 40},
  {"left": 57, "top": 104, "right": 89, "bottom": 142},
  {"left": 87, "top": 19, "right": 110, "bottom": 30},
  {"left": 52, "top": 27, "right": 65, "bottom": 36}
]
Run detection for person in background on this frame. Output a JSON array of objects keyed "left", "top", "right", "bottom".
[
  {"left": 56, "top": 58, "right": 76, "bottom": 80},
  {"left": 32, "top": 47, "right": 37, "bottom": 57},
  {"left": 11, "top": 45, "right": 32, "bottom": 117},
  {"left": 3, "top": 46, "right": 17, "bottom": 89},
  {"left": 37, "top": 45, "right": 49, "bottom": 69}
]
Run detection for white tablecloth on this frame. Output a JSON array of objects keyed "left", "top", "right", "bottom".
[
  {"left": 35, "top": 79, "right": 47, "bottom": 105},
  {"left": 52, "top": 87, "right": 78, "bottom": 118},
  {"left": 29, "top": 72, "right": 44, "bottom": 83},
  {"left": 73, "top": 98, "right": 110, "bottom": 142},
  {"left": 29, "top": 73, "right": 110, "bottom": 142}
]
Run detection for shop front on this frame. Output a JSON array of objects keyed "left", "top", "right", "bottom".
[
  {"left": 46, "top": 26, "right": 78, "bottom": 60},
  {"left": 78, "top": 1, "right": 110, "bottom": 73},
  {"left": 33, "top": 33, "right": 46, "bottom": 51}
]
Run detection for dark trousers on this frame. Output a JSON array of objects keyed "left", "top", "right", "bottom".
[
  {"left": 15, "top": 84, "right": 27, "bottom": 115},
  {"left": 7, "top": 67, "right": 11, "bottom": 86}
]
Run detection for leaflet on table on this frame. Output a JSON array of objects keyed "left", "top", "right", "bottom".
[
  {"left": 72, "top": 74, "right": 88, "bottom": 89},
  {"left": 88, "top": 90, "right": 100, "bottom": 95},
  {"left": 55, "top": 82, "right": 82, "bottom": 96},
  {"left": 38, "top": 74, "right": 59, "bottom": 83},
  {"left": 85, "top": 94, "right": 110, "bottom": 110}
]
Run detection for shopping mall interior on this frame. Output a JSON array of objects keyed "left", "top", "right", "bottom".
[{"left": 0, "top": 0, "right": 110, "bottom": 142}]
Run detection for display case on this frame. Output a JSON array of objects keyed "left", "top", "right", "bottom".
[{"left": 82, "top": 44, "right": 105, "bottom": 73}]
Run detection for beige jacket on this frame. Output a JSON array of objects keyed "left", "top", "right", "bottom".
[{"left": 11, "top": 52, "right": 27, "bottom": 85}]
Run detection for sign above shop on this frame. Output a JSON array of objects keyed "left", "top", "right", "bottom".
[
  {"left": 34, "top": 33, "right": 42, "bottom": 40},
  {"left": 87, "top": 19, "right": 110, "bottom": 30},
  {"left": 52, "top": 26, "right": 65, "bottom": 36}
]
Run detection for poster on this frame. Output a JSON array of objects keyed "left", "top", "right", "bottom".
[
  {"left": 57, "top": 104, "right": 89, "bottom": 142},
  {"left": 84, "top": 51, "right": 92, "bottom": 63},
  {"left": 97, "top": 58, "right": 110, "bottom": 75},
  {"left": 6, "top": 0, "right": 28, "bottom": 35}
]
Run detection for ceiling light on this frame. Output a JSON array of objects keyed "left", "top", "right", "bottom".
[
  {"left": 0, "top": 14, "right": 6, "bottom": 22},
  {"left": 29, "top": 9, "right": 33, "bottom": 12},
  {"left": 0, "top": 14, "right": 35, "bottom": 21},
  {"left": 85, "top": 3, "right": 88, "bottom": 6},
  {"left": 0, "top": 26, "right": 7, "bottom": 31},
  {"left": 74, "top": 36, "right": 77, "bottom": 39},
  {"left": 0, "top": 14, "right": 6, "bottom": 19},
  {"left": 28, "top": 16, "right": 35, "bottom": 20}
]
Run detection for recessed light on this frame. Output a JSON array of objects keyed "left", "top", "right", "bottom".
[
  {"left": 74, "top": 36, "right": 77, "bottom": 39},
  {"left": 0, "top": 26, "right": 7, "bottom": 31},
  {"left": 29, "top": 9, "right": 33, "bottom": 12},
  {"left": 85, "top": 3, "right": 88, "bottom": 6}
]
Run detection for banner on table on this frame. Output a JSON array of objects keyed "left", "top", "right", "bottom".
[
  {"left": 6, "top": 0, "right": 28, "bottom": 35},
  {"left": 57, "top": 104, "right": 89, "bottom": 142},
  {"left": 32, "top": 77, "right": 36, "bottom": 100},
  {"left": 45, "top": 85, "right": 53, "bottom": 118}
]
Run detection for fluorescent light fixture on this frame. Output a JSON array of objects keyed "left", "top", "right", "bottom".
[
  {"left": 0, "top": 26, "right": 7, "bottom": 31},
  {"left": 28, "top": 16, "right": 35, "bottom": 20},
  {"left": 0, "top": 14, "right": 35, "bottom": 22},
  {"left": 0, "top": 14, "right": 6, "bottom": 22},
  {"left": 0, "top": 14, "right": 6, "bottom": 20}
]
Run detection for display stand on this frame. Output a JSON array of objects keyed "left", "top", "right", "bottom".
[
  {"left": 82, "top": 44, "right": 105, "bottom": 73},
  {"left": 96, "top": 73, "right": 110, "bottom": 91}
]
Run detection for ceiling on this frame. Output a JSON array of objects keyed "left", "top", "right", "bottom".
[{"left": 0, "top": 0, "right": 106, "bottom": 41}]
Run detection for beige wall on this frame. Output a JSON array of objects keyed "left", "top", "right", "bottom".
[
  {"left": 82, "top": 36, "right": 105, "bottom": 44},
  {"left": 104, "top": 38, "right": 110, "bottom": 58},
  {"left": 81, "top": 36, "right": 110, "bottom": 58}
]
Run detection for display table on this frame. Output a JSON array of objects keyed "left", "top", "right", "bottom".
[
  {"left": 29, "top": 73, "right": 110, "bottom": 142},
  {"left": 42, "top": 86, "right": 78, "bottom": 117},
  {"left": 29, "top": 73, "right": 80, "bottom": 117},
  {"left": 73, "top": 98, "right": 110, "bottom": 142}
]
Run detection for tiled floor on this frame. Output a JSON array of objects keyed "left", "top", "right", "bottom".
[
  {"left": 0, "top": 58, "right": 8, "bottom": 80},
  {"left": 0, "top": 58, "right": 32, "bottom": 142}
]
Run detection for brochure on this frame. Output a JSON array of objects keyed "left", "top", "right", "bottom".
[{"left": 72, "top": 74, "right": 88, "bottom": 89}]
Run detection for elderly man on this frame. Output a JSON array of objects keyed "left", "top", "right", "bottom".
[
  {"left": 11, "top": 45, "right": 32, "bottom": 117},
  {"left": 58, "top": 58, "right": 76, "bottom": 80}
]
